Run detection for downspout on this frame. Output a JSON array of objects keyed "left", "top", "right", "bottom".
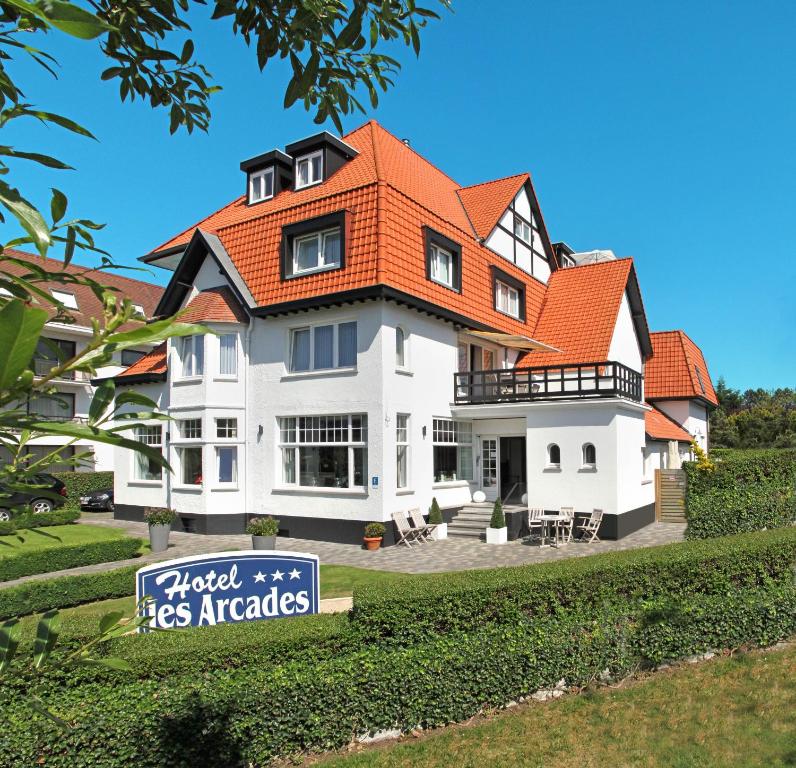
[{"left": 244, "top": 320, "right": 252, "bottom": 524}]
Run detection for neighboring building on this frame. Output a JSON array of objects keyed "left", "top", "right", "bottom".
[
  {"left": 1, "top": 250, "right": 164, "bottom": 471},
  {"left": 111, "top": 121, "right": 715, "bottom": 542}
]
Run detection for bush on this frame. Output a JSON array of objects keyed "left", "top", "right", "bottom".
[
  {"left": 245, "top": 516, "right": 279, "bottom": 537},
  {"left": 685, "top": 448, "right": 796, "bottom": 539},
  {"left": 0, "top": 508, "right": 81, "bottom": 535},
  {"left": 428, "top": 497, "right": 443, "bottom": 525},
  {"left": 490, "top": 499, "right": 505, "bottom": 528},
  {"left": 364, "top": 522, "right": 385, "bottom": 538},
  {"left": 0, "top": 537, "right": 142, "bottom": 582},
  {"left": 351, "top": 528, "right": 796, "bottom": 643},
  {"left": 51, "top": 471, "right": 113, "bottom": 511},
  {"left": 143, "top": 507, "right": 176, "bottom": 526}
]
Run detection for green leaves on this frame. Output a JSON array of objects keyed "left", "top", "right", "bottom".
[
  {"left": 0, "top": 298, "right": 48, "bottom": 390},
  {"left": 33, "top": 609, "right": 61, "bottom": 668},
  {"left": 0, "top": 617, "right": 20, "bottom": 672},
  {"left": 0, "top": 180, "right": 51, "bottom": 255},
  {"left": 4, "top": 0, "right": 112, "bottom": 39}
]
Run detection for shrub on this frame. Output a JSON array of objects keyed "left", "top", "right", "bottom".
[
  {"left": 0, "top": 537, "right": 142, "bottom": 582},
  {"left": 351, "top": 528, "right": 796, "bottom": 643},
  {"left": 51, "top": 471, "right": 113, "bottom": 511},
  {"left": 685, "top": 448, "right": 796, "bottom": 539},
  {"left": 490, "top": 499, "right": 505, "bottom": 529},
  {"left": 428, "top": 497, "right": 443, "bottom": 525},
  {"left": 364, "top": 522, "right": 385, "bottom": 538},
  {"left": 143, "top": 508, "right": 177, "bottom": 526},
  {"left": 0, "top": 508, "right": 81, "bottom": 536},
  {"left": 246, "top": 516, "right": 279, "bottom": 537}
]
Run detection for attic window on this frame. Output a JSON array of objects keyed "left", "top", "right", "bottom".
[
  {"left": 490, "top": 266, "right": 526, "bottom": 321},
  {"left": 295, "top": 150, "right": 323, "bottom": 189},
  {"left": 514, "top": 216, "right": 532, "bottom": 245},
  {"left": 51, "top": 290, "right": 77, "bottom": 309},
  {"left": 423, "top": 227, "right": 462, "bottom": 293},
  {"left": 249, "top": 167, "right": 274, "bottom": 203},
  {"left": 694, "top": 365, "right": 706, "bottom": 394},
  {"left": 132, "top": 304, "right": 145, "bottom": 318},
  {"left": 280, "top": 211, "right": 347, "bottom": 280}
]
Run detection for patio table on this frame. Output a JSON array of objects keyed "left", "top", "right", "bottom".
[{"left": 539, "top": 514, "right": 567, "bottom": 547}]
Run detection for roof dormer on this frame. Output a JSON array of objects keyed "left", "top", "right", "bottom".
[
  {"left": 284, "top": 131, "right": 358, "bottom": 190},
  {"left": 240, "top": 149, "right": 293, "bottom": 205}
]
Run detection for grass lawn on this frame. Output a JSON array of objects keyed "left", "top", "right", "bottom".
[
  {"left": 315, "top": 645, "right": 796, "bottom": 768},
  {"left": 0, "top": 524, "right": 131, "bottom": 557}
]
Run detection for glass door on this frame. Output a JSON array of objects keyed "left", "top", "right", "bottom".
[{"left": 480, "top": 437, "right": 499, "bottom": 501}]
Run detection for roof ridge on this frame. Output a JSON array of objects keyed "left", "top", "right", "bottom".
[
  {"left": 677, "top": 329, "right": 702, "bottom": 395},
  {"left": 457, "top": 172, "right": 528, "bottom": 192}
]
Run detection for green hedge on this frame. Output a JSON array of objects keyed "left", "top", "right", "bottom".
[
  {"left": 685, "top": 448, "right": 796, "bottom": 538},
  {"left": 351, "top": 528, "right": 796, "bottom": 642},
  {"left": 51, "top": 471, "right": 113, "bottom": 511},
  {"left": 0, "top": 508, "right": 81, "bottom": 536},
  {"left": 0, "top": 537, "right": 141, "bottom": 582},
  {"left": 2, "top": 583, "right": 794, "bottom": 766}
]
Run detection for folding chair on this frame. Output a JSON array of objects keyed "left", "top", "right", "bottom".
[
  {"left": 576, "top": 508, "right": 603, "bottom": 543},
  {"left": 409, "top": 508, "right": 436, "bottom": 541},
  {"left": 392, "top": 510, "right": 424, "bottom": 548},
  {"left": 558, "top": 506, "right": 575, "bottom": 545}
]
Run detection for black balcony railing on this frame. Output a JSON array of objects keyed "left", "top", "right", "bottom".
[{"left": 454, "top": 361, "right": 643, "bottom": 405}]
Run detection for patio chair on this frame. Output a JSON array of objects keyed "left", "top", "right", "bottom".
[
  {"left": 558, "top": 507, "right": 575, "bottom": 545},
  {"left": 527, "top": 507, "right": 544, "bottom": 542},
  {"left": 392, "top": 510, "right": 424, "bottom": 548},
  {"left": 576, "top": 508, "right": 603, "bottom": 543},
  {"left": 409, "top": 508, "right": 436, "bottom": 541}
]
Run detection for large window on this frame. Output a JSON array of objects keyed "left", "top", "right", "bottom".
[
  {"left": 249, "top": 167, "right": 274, "bottom": 203},
  {"left": 289, "top": 321, "right": 357, "bottom": 372},
  {"left": 133, "top": 425, "right": 162, "bottom": 481},
  {"left": 295, "top": 150, "right": 323, "bottom": 189},
  {"left": 33, "top": 337, "right": 76, "bottom": 378},
  {"left": 396, "top": 413, "right": 409, "bottom": 489},
  {"left": 279, "top": 414, "right": 367, "bottom": 489},
  {"left": 28, "top": 392, "right": 75, "bottom": 421},
  {"left": 432, "top": 419, "right": 473, "bottom": 483},
  {"left": 292, "top": 227, "right": 341, "bottom": 276},
  {"left": 178, "top": 335, "right": 204, "bottom": 378},
  {"left": 495, "top": 280, "right": 520, "bottom": 318},
  {"left": 219, "top": 333, "right": 237, "bottom": 376},
  {"left": 179, "top": 447, "right": 203, "bottom": 485},
  {"left": 216, "top": 446, "right": 238, "bottom": 484}
]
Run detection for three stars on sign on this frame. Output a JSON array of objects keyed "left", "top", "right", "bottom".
[{"left": 253, "top": 568, "right": 302, "bottom": 583}]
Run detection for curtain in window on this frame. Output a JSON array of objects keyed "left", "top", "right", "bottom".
[
  {"left": 338, "top": 322, "right": 357, "bottom": 367},
  {"left": 217, "top": 447, "right": 237, "bottom": 483},
  {"left": 219, "top": 334, "right": 237, "bottom": 376},
  {"left": 323, "top": 231, "right": 341, "bottom": 266},
  {"left": 291, "top": 329, "right": 311, "bottom": 371},
  {"left": 314, "top": 325, "right": 334, "bottom": 369},
  {"left": 29, "top": 393, "right": 75, "bottom": 420},
  {"left": 296, "top": 236, "right": 319, "bottom": 271}
]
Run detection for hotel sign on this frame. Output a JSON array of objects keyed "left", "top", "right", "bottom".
[{"left": 136, "top": 551, "right": 320, "bottom": 630}]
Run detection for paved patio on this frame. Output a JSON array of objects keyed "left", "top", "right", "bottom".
[{"left": 0, "top": 513, "right": 685, "bottom": 590}]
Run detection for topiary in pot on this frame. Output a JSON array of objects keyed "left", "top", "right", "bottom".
[
  {"left": 144, "top": 508, "right": 177, "bottom": 553},
  {"left": 428, "top": 497, "right": 443, "bottom": 525},
  {"left": 364, "top": 522, "right": 386, "bottom": 551},
  {"left": 247, "top": 516, "right": 279, "bottom": 550},
  {"left": 486, "top": 499, "right": 507, "bottom": 544}
]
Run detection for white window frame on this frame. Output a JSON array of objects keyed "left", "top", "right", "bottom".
[
  {"left": 395, "top": 327, "right": 409, "bottom": 370},
  {"left": 396, "top": 413, "right": 410, "bottom": 490},
  {"left": 50, "top": 290, "right": 78, "bottom": 309},
  {"left": 131, "top": 425, "right": 163, "bottom": 482},
  {"left": 177, "top": 335, "right": 204, "bottom": 379},
  {"left": 215, "top": 445, "right": 238, "bottom": 486},
  {"left": 179, "top": 418, "right": 202, "bottom": 440},
  {"left": 249, "top": 166, "right": 274, "bottom": 203},
  {"left": 215, "top": 417, "right": 238, "bottom": 439},
  {"left": 295, "top": 150, "right": 323, "bottom": 189},
  {"left": 278, "top": 414, "right": 367, "bottom": 490},
  {"left": 495, "top": 280, "right": 520, "bottom": 319},
  {"left": 218, "top": 333, "right": 238, "bottom": 378},
  {"left": 514, "top": 215, "right": 532, "bottom": 245},
  {"left": 432, "top": 418, "right": 473, "bottom": 483},
  {"left": 287, "top": 320, "right": 357, "bottom": 373},
  {"left": 429, "top": 243, "right": 455, "bottom": 289},
  {"left": 547, "top": 443, "right": 561, "bottom": 469},
  {"left": 177, "top": 445, "right": 203, "bottom": 487},
  {"left": 291, "top": 226, "right": 341, "bottom": 276}
]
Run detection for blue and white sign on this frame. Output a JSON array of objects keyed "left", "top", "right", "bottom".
[{"left": 136, "top": 551, "right": 320, "bottom": 631}]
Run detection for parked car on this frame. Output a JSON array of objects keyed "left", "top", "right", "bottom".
[
  {"left": 0, "top": 473, "right": 67, "bottom": 521},
  {"left": 80, "top": 488, "right": 114, "bottom": 512}
]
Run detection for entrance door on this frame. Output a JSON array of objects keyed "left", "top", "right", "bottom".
[
  {"left": 480, "top": 437, "right": 499, "bottom": 501},
  {"left": 500, "top": 436, "right": 526, "bottom": 504}
]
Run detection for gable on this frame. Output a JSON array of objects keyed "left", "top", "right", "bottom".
[{"left": 608, "top": 290, "right": 643, "bottom": 371}]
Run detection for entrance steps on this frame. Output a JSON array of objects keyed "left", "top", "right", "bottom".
[{"left": 447, "top": 503, "right": 510, "bottom": 539}]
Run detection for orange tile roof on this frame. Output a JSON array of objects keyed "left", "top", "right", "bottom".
[
  {"left": 645, "top": 404, "right": 693, "bottom": 442},
  {"left": 515, "top": 259, "right": 635, "bottom": 367},
  {"left": 115, "top": 342, "right": 167, "bottom": 381},
  {"left": 2, "top": 249, "right": 163, "bottom": 331},
  {"left": 645, "top": 330, "right": 717, "bottom": 405},
  {"left": 179, "top": 286, "right": 248, "bottom": 324},
  {"left": 457, "top": 174, "right": 528, "bottom": 239}
]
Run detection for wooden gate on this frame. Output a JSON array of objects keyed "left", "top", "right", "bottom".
[{"left": 655, "top": 468, "right": 686, "bottom": 523}]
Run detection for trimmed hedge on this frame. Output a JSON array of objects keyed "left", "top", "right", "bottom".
[
  {"left": 0, "top": 537, "right": 141, "bottom": 582},
  {"left": 0, "top": 564, "right": 139, "bottom": 620},
  {"left": 685, "top": 448, "right": 796, "bottom": 539},
  {"left": 351, "top": 528, "right": 796, "bottom": 642},
  {"left": 2, "top": 584, "right": 794, "bottom": 766},
  {"left": 52, "top": 471, "right": 113, "bottom": 511},
  {"left": 0, "top": 508, "right": 81, "bottom": 536}
]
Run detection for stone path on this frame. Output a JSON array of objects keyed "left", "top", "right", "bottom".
[{"left": 0, "top": 514, "right": 686, "bottom": 590}]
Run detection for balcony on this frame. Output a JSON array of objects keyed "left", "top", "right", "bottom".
[
  {"left": 454, "top": 361, "right": 643, "bottom": 405},
  {"left": 32, "top": 358, "right": 91, "bottom": 382}
]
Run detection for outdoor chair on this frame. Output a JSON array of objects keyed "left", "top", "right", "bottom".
[
  {"left": 527, "top": 507, "right": 544, "bottom": 542},
  {"left": 392, "top": 510, "right": 424, "bottom": 548},
  {"left": 409, "top": 508, "right": 436, "bottom": 541},
  {"left": 558, "top": 506, "right": 575, "bottom": 544},
  {"left": 576, "top": 508, "right": 603, "bottom": 543}
]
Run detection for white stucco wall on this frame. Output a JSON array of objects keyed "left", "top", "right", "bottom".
[
  {"left": 654, "top": 399, "right": 709, "bottom": 451},
  {"left": 608, "top": 291, "right": 643, "bottom": 375}
]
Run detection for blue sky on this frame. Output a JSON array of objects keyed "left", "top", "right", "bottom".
[{"left": 7, "top": 0, "right": 795, "bottom": 390}]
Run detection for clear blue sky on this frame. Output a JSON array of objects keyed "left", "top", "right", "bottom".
[{"left": 7, "top": 0, "right": 795, "bottom": 390}]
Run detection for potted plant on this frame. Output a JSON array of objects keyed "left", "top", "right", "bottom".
[
  {"left": 486, "top": 499, "right": 507, "bottom": 544},
  {"left": 247, "top": 516, "right": 279, "bottom": 550},
  {"left": 428, "top": 497, "right": 447, "bottom": 540},
  {"left": 363, "top": 522, "right": 385, "bottom": 551},
  {"left": 144, "top": 507, "right": 177, "bottom": 553}
]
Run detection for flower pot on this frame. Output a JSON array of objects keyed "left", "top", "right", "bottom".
[
  {"left": 431, "top": 522, "right": 447, "bottom": 541},
  {"left": 364, "top": 536, "right": 383, "bottom": 551},
  {"left": 252, "top": 535, "right": 276, "bottom": 550},
  {"left": 486, "top": 525, "right": 507, "bottom": 545},
  {"left": 149, "top": 523, "right": 171, "bottom": 553}
]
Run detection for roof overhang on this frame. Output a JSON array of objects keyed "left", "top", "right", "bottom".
[
  {"left": 625, "top": 263, "right": 653, "bottom": 360},
  {"left": 464, "top": 331, "right": 561, "bottom": 353}
]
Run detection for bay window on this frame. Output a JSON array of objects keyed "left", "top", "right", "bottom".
[
  {"left": 279, "top": 414, "right": 367, "bottom": 489},
  {"left": 289, "top": 321, "right": 357, "bottom": 372},
  {"left": 432, "top": 419, "right": 473, "bottom": 482},
  {"left": 179, "top": 446, "right": 203, "bottom": 485},
  {"left": 216, "top": 446, "right": 238, "bottom": 484},
  {"left": 133, "top": 425, "right": 162, "bottom": 481},
  {"left": 219, "top": 334, "right": 237, "bottom": 376},
  {"left": 178, "top": 335, "right": 204, "bottom": 378}
]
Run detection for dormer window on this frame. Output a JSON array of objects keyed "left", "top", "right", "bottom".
[
  {"left": 249, "top": 167, "right": 274, "bottom": 203},
  {"left": 423, "top": 226, "right": 462, "bottom": 293},
  {"left": 490, "top": 266, "right": 526, "bottom": 321},
  {"left": 295, "top": 150, "right": 323, "bottom": 189},
  {"left": 280, "top": 211, "right": 347, "bottom": 280},
  {"left": 51, "top": 290, "right": 77, "bottom": 309}
]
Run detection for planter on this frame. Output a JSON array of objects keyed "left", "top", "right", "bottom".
[
  {"left": 486, "top": 525, "right": 507, "bottom": 545},
  {"left": 364, "top": 536, "right": 383, "bottom": 551},
  {"left": 149, "top": 523, "right": 171, "bottom": 553},
  {"left": 252, "top": 535, "right": 276, "bottom": 550},
  {"left": 431, "top": 522, "right": 448, "bottom": 541}
]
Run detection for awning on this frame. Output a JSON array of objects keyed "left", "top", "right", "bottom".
[{"left": 466, "top": 331, "right": 562, "bottom": 353}]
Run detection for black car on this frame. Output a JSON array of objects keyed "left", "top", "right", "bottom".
[
  {"left": 0, "top": 473, "right": 67, "bottom": 521},
  {"left": 80, "top": 487, "right": 114, "bottom": 512}
]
